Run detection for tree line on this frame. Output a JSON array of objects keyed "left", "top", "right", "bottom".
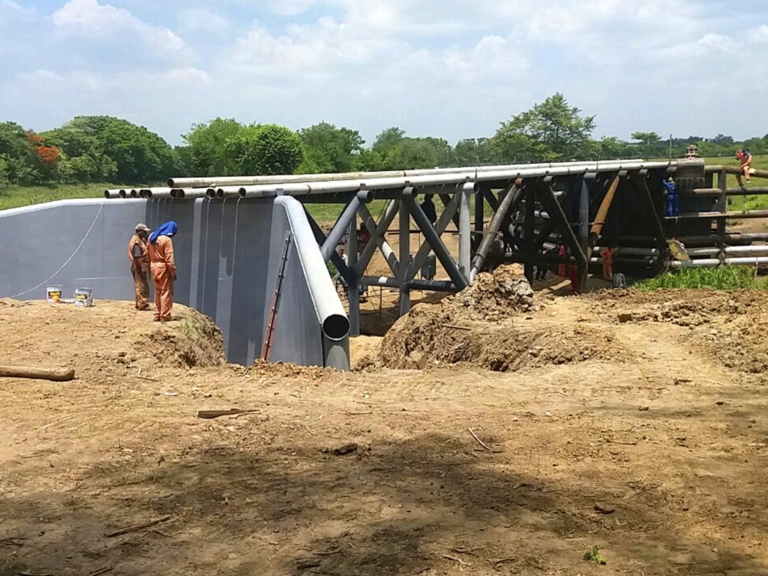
[{"left": 1, "top": 94, "right": 766, "bottom": 187}]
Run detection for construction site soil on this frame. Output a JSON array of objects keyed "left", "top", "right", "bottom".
[{"left": 3, "top": 274, "right": 768, "bottom": 576}]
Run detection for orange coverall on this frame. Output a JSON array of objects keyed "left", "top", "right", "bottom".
[
  {"left": 148, "top": 235, "right": 176, "bottom": 321},
  {"left": 128, "top": 234, "right": 150, "bottom": 310},
  {"left": 600, "top": 248, "right": 618, "bottom": 281}
]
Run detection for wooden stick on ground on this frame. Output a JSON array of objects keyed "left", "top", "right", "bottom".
[
  {"left": 197, "top": 409, "right": 259, "bottom": 419},
  {"left": 105, "top": 515, "right": 171, "bottom": 538},
  {"left": 443, "top": 324, "right": 472, "bottom": 331},
  {"left": 0, "top": 365, "right": 75, "bottom": 382},
  {"left": 468, "top": 427, "right": 494, "bottom": 452}
]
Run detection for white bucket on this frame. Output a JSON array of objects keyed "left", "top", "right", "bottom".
[
  {"left": 46, "top": 285, "right": 63, "bottom": 303},
  {"left": 74, "top": 287, "right": 93, "bottom": 307}
]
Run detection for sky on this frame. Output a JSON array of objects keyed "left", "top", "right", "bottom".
[{"left": 1, "top": 0, "right": 767, "bottom": 146}]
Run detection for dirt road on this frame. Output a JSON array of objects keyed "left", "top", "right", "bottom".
[{"left": 1, "top": 286, "right": 768, "bottom": 575}]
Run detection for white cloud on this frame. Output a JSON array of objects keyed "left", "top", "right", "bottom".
[
  {"left": 2, "top": 0, "right": 768, "bottom": 145},
  {"left": 749, "top": 24, "right": 768, "bottom": 43},
  {"left": 698, "top": 33, "right": 740, "bottom": 54},
  {"left": 178, "top": 8, "right": 231, "bottom": 36},
  {"left": 52, "top": 0, "right": 188, "bottom": 58}
]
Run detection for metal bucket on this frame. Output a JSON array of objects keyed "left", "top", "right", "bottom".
[
  {"left": 46, "top": 285, "right": 63, "bottom": 303},
  {"left": 74, "top": 287, "right": 93, "bottom": 307}
]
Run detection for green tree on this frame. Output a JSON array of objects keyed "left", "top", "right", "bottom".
[
  {"left": 594, "top": 137, "right": 630, "bottom": 160},
  {"left": 0, "top": 122, "right": 31, "bottom": 159},
  {"left": 183, "top": 118, "right": 242, "bottom": 176},
  {"left": 299, "top": 122, "right": 364, "bottom": 173},
  {"left": 0, "top": 122, "right": 37, "bottom": 183},
  {"left": 383, "top": 139, "right": 442, "bottom": 170},
  {"left": 226, "top": 124, "right": 304, "bottom": 176},
  {"left": 373, "top": 127, "right": 406, "bottom": 154},
  {"left": 453, "top": 138, "right": 495, "bottom": 166},
  {"left": 173, "top": 145, "right": 193, "bottom": 175},
  {"left": 99, "top": 119, "right": 175, "bottom": 183},
  {"left": 631, "top": 132, "right": 663, "bottom": 159},
  {"left": 44, "top": 124, "right": 118, "bottom": 182},
  {"left": 353, "top": 148, "right": 385, "bottom": 172},
  {"left": 492, "top": 93, "right": 596, "bottom": 162}
]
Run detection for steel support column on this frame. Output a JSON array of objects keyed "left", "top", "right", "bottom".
[
  {"left": 347, "top": 208, "right": 360, "bottom": 337},
  {"left": 399, "top": 199, "right": 411, "bottom": 315},
  {"left": 459, "top": 183, "right": 473, "bottom": 282},
  {"left": 579, "top": 178, "right": 589, "bottom": 257},
  {"left": 320, "top": 193, "right": 364, "bottom": 262},
  {"left": 474, "top": 185, "right": 486, "bottom": 252},
  {"left": 304, "top": 209, "right": 354, "bottom": 284},
  {"left": 524, "top": 185, "right": 536, "bottom": 284},
  {"left": 717, "top": 170, "right": 727, "bottom": 263}
]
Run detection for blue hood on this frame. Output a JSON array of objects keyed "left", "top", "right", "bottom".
[{"left": 149, "top": 221, "right": 178, "bottom": 244}]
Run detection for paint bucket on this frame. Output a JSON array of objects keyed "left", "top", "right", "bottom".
[
  {"left": 74, "top": 287, "right": 93, "bottom": 307},
  {"left": 46, "top": 285, "right": 63, "bottom": 303}
]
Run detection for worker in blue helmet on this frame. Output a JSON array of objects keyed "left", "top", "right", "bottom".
[{"left": 662, "top": 177, "right": 679, "bottom": 217}]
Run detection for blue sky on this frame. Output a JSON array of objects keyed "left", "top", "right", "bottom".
[{"left": 1, "top": 0, "right": 767, "bottom": 146}]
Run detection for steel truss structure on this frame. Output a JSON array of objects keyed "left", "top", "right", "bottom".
[{"left": 107, "top": 159, "right": 768, "bottom": 335}]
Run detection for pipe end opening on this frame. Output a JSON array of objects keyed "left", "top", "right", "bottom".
[{"left": 322, "top": 314, "right": 350, "bottom": 341}]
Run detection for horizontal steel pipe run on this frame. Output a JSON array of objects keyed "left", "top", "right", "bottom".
[
  {"left": 686, "top": 245, "right": 768, "bottom": 257},
  {"left": 669, "top": 210, "right": 768, "bottom": 220},
  {"left": 168, "top": 159, "right": 643, "bottom": 189},
  {"left": 710, "top": 166, "right": 768, "bottom": 180},
  {"left": 112, "top": 160, "right": 673, "bottom": 202},
  {"left": 672, "top": 257, "right": 768, "bottom": 268},
  {"left": 359, "top": 275, "right": 458, "bottom": 292},
  {"left": 689, "top": 187, "right": 768, "bottom": 196}
]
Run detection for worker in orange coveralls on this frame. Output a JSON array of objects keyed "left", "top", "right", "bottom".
[
  {"left": 600, "top": 246, "right": 619, "bottom": 281},
  {"left": 147, "top": 221, "right": 177, "bottom": 322},
  {"left": 127, "top": 223, "right": 151, "bottom": 310}
]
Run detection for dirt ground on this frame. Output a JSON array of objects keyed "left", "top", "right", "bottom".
[{"left": 3, "top": 277, "right": 768, "bottom": 576}]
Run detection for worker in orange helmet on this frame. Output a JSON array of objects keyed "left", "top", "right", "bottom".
[
  {"left": 147, "top": 221, "right": 177, "bottom": 322},
  {"left": 128, "top": 223, "right": 151, "bottom": 310},
  {"left": 736, "top": 148, "right": 753, "bottom": 187}
]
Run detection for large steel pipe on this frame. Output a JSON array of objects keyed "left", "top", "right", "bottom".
[
  {"left": 671, "top": 257, "right": 768, "bottom": 268},
  {"left": 470, "top": 183, "right": 522, "bottom": 281},
  {"left": 117, "top": 161, "right": 671, "bottom": 202},
  {"left": 168, "top": 159, "right": 643, "bottom": 189}
]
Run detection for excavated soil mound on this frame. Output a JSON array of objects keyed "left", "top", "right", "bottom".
[
  {"left": 376, "top": 265, "right": 625, "bottom": 371},
  {"left": 591, "top": 289, "right": 768, "bottom": 374},
  {"left": 592, "top": 289, "right": 759, "bottom": 327},
  {"left": 141, "top": 308, "right": 225, "bottom": 368},
  {"left": 0, "top": 300, "right": 225, "bottom": 379},
  {"left": 450, "top": 264, "right": 535, "bottom": 320}
]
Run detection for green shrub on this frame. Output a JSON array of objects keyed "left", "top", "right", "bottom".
[{"left": 637, "top": 265, "right": 768, "bottom": 291}]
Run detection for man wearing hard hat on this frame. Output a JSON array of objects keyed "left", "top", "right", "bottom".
[{"left": 128, "top": 223, "right": 151, "bottom": 310}]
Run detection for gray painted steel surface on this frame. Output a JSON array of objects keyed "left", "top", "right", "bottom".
[{"left": 0, "top": 197, "right": 350, "bottom": 369}]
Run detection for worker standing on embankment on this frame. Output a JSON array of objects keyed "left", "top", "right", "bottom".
[
  {"left": 128, "top": 223, "right": 151, "bottom": 310},
  {"left": 148, "top": 221, "right": 178, "bottom": 322}
]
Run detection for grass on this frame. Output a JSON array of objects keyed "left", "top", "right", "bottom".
[
  {"left": 583, "top": 545, "right": 608, "bottom": 565},
  {"left": 0, "top": 183, "right": 113, "bottom": 211},
  {"left": 0, "top": 182, "right": 389, "bottom": 225},
  {"left": 636, "top": 265, "right": 768, "bottom": 291}
]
